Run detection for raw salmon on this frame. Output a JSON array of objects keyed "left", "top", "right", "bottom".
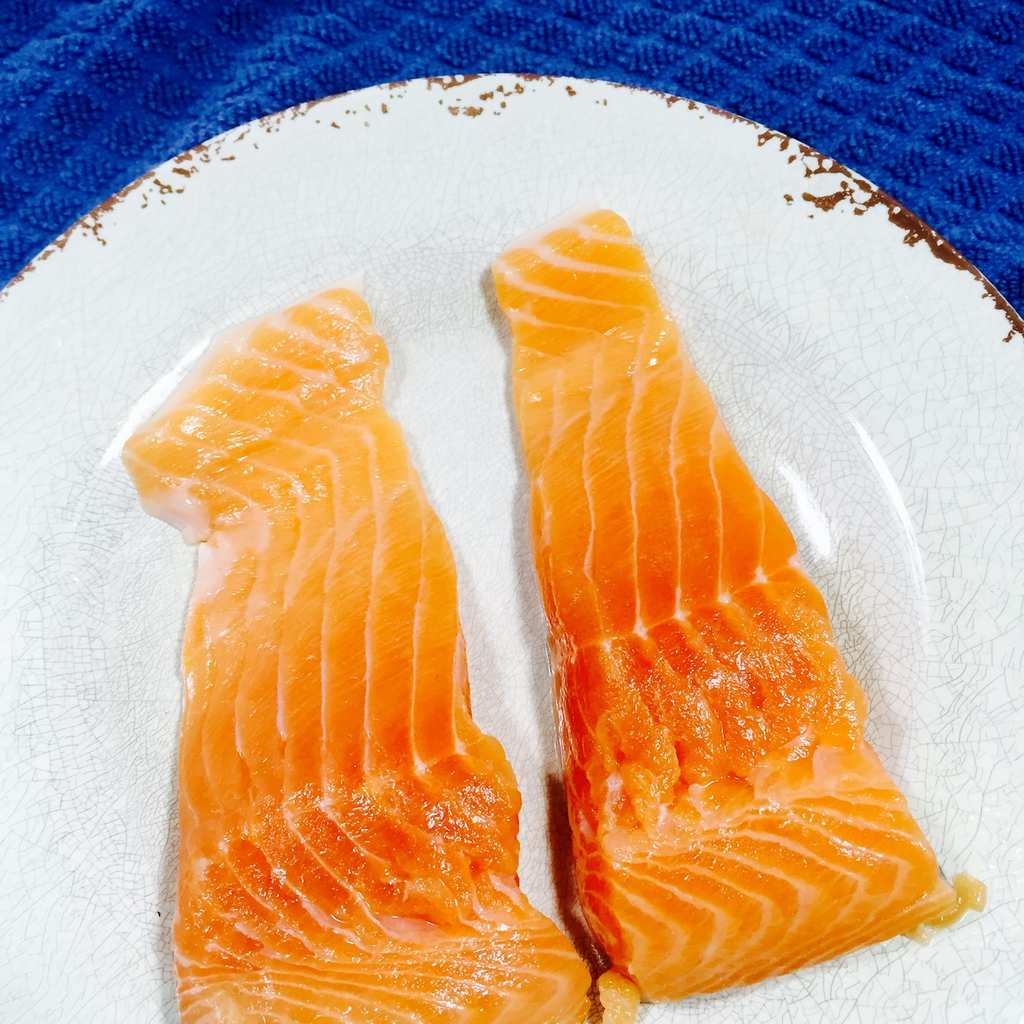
[
  {"left": 493, "top": 210, "right": 960, "bottom": 1001},
  {"left": 124, "top": 287, "right": 590, "bottom": 1022}
]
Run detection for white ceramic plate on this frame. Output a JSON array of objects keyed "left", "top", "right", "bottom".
[{"left": 2, "top": 75, "right": 1021, "bottom": 1024}]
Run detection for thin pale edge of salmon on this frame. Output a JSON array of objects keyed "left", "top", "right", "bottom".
[
  {"left": 905, "top": 872, "right": 988, "bottom": 942},
  {"left": 598, "top": 969, "right": 641, "bottom": 1024}
]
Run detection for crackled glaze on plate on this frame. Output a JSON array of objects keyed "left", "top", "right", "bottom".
[{"left": 1, "top": 75, "right": 1021, "bottom": 1023}]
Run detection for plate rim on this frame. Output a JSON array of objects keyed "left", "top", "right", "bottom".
[
  {"left": 0, "top": 69, "right": 1018, "bottom": 1024},
  {"left": 2, "top": 73, "right": 1022, "bottom": 346}
]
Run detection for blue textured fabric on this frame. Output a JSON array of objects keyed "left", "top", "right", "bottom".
[{"left": 2, "top": 0, "right": 1022, "bottom": 309}]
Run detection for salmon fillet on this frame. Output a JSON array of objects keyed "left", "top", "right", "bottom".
[
  {"left": 493, "top": 210, "right": 958, "bottom": 1001},
  {"left": 124, "top": 288, "right": 590, "bottom": 1022}
]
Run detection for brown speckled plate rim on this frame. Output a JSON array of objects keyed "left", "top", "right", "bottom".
[{"left": 3, "top": 73, "right": 1021, "bottom": 345}]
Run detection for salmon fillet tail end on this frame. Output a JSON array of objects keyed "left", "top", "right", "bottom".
[
  {"left": 123, "top": 286, "right": 590, "bottom": 1023},
  {"left": 494, "top": 209, "right": 964, "bottom": 1001}
]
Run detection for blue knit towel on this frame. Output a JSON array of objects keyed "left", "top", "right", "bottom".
[{"left": 2, "top": 0, "right": 1022, "bottom": 311}]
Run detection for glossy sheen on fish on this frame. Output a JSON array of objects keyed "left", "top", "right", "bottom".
[
  {"left": 124, "top": 289, "right": 590, "bottom": 1023},
  {"left": 493, "top": 211, "right": 957, "bottom": 1000}
]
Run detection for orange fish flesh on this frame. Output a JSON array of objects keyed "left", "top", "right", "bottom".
[
  {"left": 124, "top": 287, "right": 591, "bottom": 1022},
  {"left": 493, "top": 210, "right": 959, "bottom": 1001}
]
